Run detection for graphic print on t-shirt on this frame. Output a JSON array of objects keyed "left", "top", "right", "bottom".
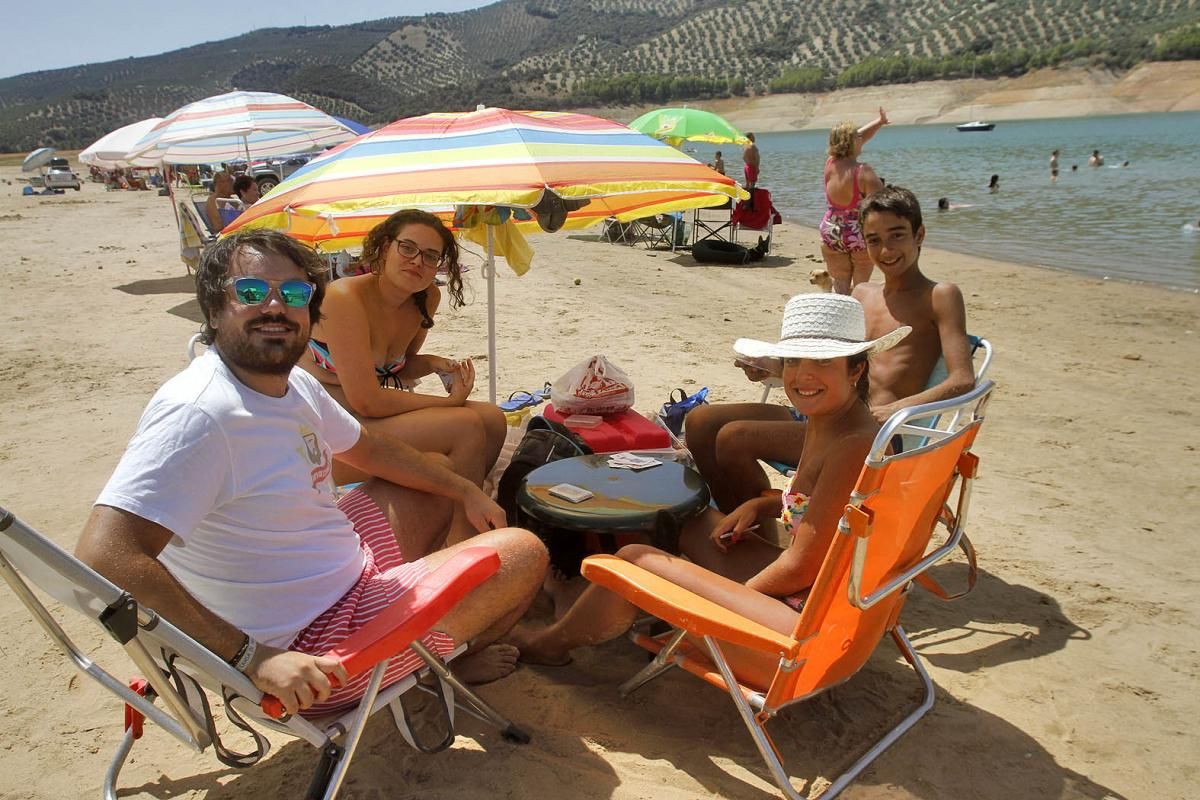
[{"left": 299, "top": 425, "right": 332, "bottom": 491}]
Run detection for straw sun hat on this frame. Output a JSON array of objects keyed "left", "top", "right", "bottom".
[{"left": 734, "top": 294, "right": 911, "bottom": 360}]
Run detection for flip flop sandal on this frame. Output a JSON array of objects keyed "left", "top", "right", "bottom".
[
  {"left": 534, "top": 381, "right": 552, "bottom": 401},
  {"left": 499, "top": 390, "right": 539, "bottom": 412}
]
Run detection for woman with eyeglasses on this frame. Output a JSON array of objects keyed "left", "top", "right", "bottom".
[{"left": 300, "top": 209, "right": 507, "bottom": 543}]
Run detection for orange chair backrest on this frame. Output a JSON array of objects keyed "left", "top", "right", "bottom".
[{"left": 765, "top": 421, "right": 981, "bottom": 707}]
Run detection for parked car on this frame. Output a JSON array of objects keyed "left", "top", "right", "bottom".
[
  {"left": 249, "top": 154, "right": 314, "bottom": 194},
  {"left": 43, "top": 157, "right": 81, "bottom": 191}
]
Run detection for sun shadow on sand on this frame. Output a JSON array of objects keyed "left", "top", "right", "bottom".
[
  {"left": 117, "top": 681, "right": 619, "bottom": 799},
  {"left": 165, "top": 299, "right": 205, "bottom": 325},
  {"left": 904, "top": 565, "right": 1091, "bottom": 672},
  {"left": 520, "top": 636, "right": 1125, "bottom": 800},
  {"left": 113, "top": 275, "right": 204, "bottom": 324},
  {"left": 114, "top": 275, "right": 196, "bottom": 296},
  {"left": 667, "top": 252, "right": 795, "bottom": 270}
]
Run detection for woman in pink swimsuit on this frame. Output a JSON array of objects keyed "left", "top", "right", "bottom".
[
  {"left": 819, "top": 108, "right": 888, "bottom": 294},
  {"left": 510, "top": 294, "right": 910, "bottom": 664}
]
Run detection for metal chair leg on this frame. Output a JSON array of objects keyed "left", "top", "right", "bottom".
[{"left": 410, "top": 642, "right": 531, "bottom": 744}]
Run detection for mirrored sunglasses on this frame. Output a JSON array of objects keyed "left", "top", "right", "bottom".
[{"left": 226, "top": 277, "right": 315, "bottom": 307}]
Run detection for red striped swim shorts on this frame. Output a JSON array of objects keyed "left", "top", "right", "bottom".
[{"left": 290, "top": 488, "right": 457, "bottom": 716}]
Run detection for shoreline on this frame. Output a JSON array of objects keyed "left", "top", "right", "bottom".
[{"left": 776, "top": 214, "right": 1200, "bottom": 295}]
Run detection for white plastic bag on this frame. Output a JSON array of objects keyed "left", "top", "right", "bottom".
[{"left": 550, "top": 355, "right": 635, "bottom": 415}]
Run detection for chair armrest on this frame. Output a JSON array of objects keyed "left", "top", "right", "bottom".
[
  {"left": 582, "top": 554, "right": 799, "bottom": 660},
  {"left": 261, "top": 546, "right": 498, "bottom": 717}
]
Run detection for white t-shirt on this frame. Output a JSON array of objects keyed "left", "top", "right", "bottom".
[{"left": 97, "top": 349, "right": 364, "bottom": 648}]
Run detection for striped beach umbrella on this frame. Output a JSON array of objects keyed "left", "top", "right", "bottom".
[
  {"left": 124, "top": 90, "right": 357, "bottom": 166},
  {"left": 224, "top": 106, "right": 744, "bottom": 249},
  {"left": 222, "top": 106, "right": 745, "bottom": 400}
]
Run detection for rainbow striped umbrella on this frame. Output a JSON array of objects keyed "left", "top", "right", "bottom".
[
  {"left": 124, "top": 90, "right": 357, "bottom": 166},
  {"left": 224, "top": 106, "right": 744, "bottom": 250},
  {"left": 223, "top": 106, "right": 745, "bottom": 400}
]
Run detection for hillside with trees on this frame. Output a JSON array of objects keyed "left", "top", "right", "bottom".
[{"left": 1, "top": 0, "right": 1197, "bottom": 151}]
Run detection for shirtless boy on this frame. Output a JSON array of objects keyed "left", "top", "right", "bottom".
[
  {"left": 686, "top": 186, "right": 973, "bottom": 513},
  {"left": 742, "top": 133, "right": 760, "bottom": 190}
]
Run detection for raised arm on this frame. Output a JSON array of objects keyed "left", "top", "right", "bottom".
[
  {"left": 76, "top": 507, "right": 347, "bottom": 715},
  {"left": 857, "top": 107, "right": 889, "bottom": 146},
  {"left": 744, "top": 431, "right": 874, "bottom": 598},
  {"left": 319, "top": 282, "right": 468, "bottom": 418}
]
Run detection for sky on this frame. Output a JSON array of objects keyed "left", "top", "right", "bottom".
[{"left": 1, "top": 1, "right": 497, "bottom": 79}]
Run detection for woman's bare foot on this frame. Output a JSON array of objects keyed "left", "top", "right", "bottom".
[
  {"left": 544, "top": 567, "right": 588, "bottom": 620},
  {"left": 507, "top": 623, "right": 572, "bottom": 666},
  {"left": 451, "top": 643, "right": 520, "bottom": 684}
]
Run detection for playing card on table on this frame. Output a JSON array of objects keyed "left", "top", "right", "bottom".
[{"left": 607, "top": 452, "right": 662, "bottom": 470}]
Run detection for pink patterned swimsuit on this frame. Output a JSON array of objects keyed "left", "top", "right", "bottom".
[
  {"left": 818, "top": 159, "right": 867, "bottom": 254},
  {"left": 778, "top": 484, "right": 811, "bottom": 612}
]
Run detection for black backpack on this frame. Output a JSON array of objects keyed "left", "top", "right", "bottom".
[{"left": 496, "top": 417, "right": 594, "bottom": 575}]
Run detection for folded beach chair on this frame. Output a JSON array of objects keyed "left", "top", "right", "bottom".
[
  {"left": 0, "top": 508, "right": 530, "bottom": 800},
  {"left": 581, "top": 381, "right": 994, "bottom": 799},
  {"left": 176, "top": 199, "right": 216, "bottom": 275}
]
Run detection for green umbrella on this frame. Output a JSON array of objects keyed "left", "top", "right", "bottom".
[{"left": 628, "top": 107, "right": 749, "bottom": 147}]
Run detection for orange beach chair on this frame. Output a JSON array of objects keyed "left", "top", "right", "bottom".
[{"left": 581, "top": 380, "right": 995, "bottom": 799}]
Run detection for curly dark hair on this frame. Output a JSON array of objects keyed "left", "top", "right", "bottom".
[
  {"left": 359, "top": 209, "right": 464, "bottom": 329},
  {"left": 195, "top": 230, "right": 328, "bottom": 344}
]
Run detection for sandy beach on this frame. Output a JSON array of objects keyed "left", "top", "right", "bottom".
[{"left": 1, "top": 170, "right": 1198, "bottom": 799}]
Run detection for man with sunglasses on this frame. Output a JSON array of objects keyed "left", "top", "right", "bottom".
[{"left": 76, "top": 230, "right": 548, "bottom": 717}]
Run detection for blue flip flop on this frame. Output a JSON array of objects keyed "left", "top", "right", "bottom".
[{"left": 499, "top": 390, "right": 540, "bottom": 412}]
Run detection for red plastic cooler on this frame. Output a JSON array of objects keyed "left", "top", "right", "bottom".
[{"left": 541, "top": 404, "right": 670, "bottom": 453}]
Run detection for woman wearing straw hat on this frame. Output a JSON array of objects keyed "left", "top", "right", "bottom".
[{"left": 511, "top": 295, "right": 909, "bottom": 665}]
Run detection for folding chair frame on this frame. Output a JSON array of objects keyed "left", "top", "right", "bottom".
[
  {"left": 0, "top": 510, "right": 529, "bottom": 800},
  {"left": 583, "top": 381, "right": 995, "bottom": 799}
]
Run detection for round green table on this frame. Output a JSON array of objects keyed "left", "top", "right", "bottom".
[{"left": 516, "top": 453, "right": 711, "bottom": 558}]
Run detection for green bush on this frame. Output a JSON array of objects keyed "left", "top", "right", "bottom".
[
  {"left": 768, "top": 67, "right": 829, "bottom": 93},
  {"left": 1154, "top": 25, "right": 1200, "bottom": 60}
]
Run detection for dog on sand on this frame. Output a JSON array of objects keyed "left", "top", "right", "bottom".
[{"left": 808, "top": 268, "right": 833, "bottom": 293}]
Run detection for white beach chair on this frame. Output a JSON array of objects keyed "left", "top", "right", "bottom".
[{"left": 0, "top": 506, "right": 530, "bottom": 800}]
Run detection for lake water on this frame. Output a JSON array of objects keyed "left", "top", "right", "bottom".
[{"left": 689, "top": 112, "right": 1200, "bottom": 291}]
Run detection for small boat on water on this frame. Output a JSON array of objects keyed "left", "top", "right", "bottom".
[{"left": 956, "top": 121, "right": 995, "bottom": 132}]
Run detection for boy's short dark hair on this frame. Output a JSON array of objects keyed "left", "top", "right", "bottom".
[{"left": 859, "top": 185, "right": 923, "bottom": 235}]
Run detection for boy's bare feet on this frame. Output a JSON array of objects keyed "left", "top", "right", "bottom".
[
  {"left": 507, "top": 623, "right": 572, "bottom": 666},
  {"left": 451, "top": 643, "right": 520, "bottom": 684}
]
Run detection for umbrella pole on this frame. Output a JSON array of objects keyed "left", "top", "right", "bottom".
[{"left": 486, "top": 224, "right": 498, "bottom": 404}]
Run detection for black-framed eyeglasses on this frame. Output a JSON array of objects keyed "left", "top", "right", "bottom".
[
  {"left": 394, "top": 238, "right": 445, "bottom": 270},
  {"left": 225, "top": 277, "right": 315, "bottom": 307}
]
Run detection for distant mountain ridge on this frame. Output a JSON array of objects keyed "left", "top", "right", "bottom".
[{"left": 2, "top": 0, "right": 1197, "bottom": 152}]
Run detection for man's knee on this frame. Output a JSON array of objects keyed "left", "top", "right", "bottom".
[{"left": 474, "top": 527, "right": 548, "bottom": 583}]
